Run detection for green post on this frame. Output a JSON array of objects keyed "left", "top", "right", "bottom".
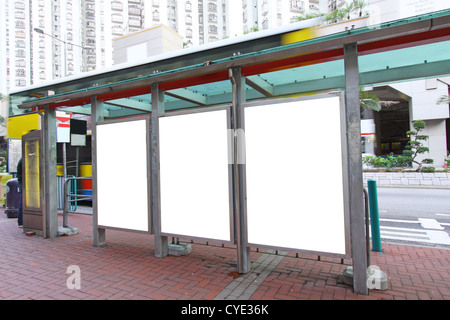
[{"left": 368, "top": 179, "right": 382, "bottom": 252}]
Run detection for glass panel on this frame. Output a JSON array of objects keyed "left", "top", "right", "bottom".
[
  {"left": 24, "top": 140, "right": 40, "bottom": 209},
  {"left": 359, "top": 41, "right": 450, "bottom": 74}
]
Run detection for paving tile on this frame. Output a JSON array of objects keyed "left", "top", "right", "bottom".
[{"left": 1, "top": 208, "right": 450, "bottom": 302}]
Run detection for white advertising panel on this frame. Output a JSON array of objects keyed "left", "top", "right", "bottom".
[
  {"left": 245, "top": 96, "right": 348, "bottom": 255},
  {"left": 96, "top": 118, "right": 149, "bottom": 232},
  {"left": 159, "top": 109, "right": 231, "bottom": 241}
]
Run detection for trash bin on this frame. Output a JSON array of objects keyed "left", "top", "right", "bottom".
[{"left": 5, "top": 178, "right": 20, "bottom": 218}]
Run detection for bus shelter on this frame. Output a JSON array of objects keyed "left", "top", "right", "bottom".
[{"left": 9, "top": 10, "right": 450, "bottom": 295}]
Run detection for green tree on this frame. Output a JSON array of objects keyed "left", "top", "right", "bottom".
[
  {"left": 325, "top": 9, "right": 339, "bottom": 24},
  {"left": 354, "top": 0, "right": 367, "bottom": 17},
  {"left": 437, "top": 95, "right": 450, "bottom": 104},
  {"left": 359, "top": 88, "right": 381, "bottom": 112},
  {"left": 342, "top": 2, "right": 355, "bottom": 20},
  {"left": 403, "top": 120, "right": 434, "bottom": 172},
  {"left": 294, "top": 12, "right": 324, "bottom": 22}
]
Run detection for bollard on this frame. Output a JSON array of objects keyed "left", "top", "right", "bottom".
[{"left": 367, "top": 179, "right": 382, "bottom": 252}]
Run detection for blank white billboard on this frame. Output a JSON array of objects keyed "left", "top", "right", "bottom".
[
  {"left": 96, "top": 118, "right": 150, "bottom": 232},
  {"left": 245, "top": 96, "right": 348, "bottom": 255},
  {"left": 159, "top": 109, "right": 231, "bottom": 241}
]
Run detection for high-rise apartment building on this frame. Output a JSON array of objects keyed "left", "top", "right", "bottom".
[
  {"left": 239, "top": 0, "right": 327, "bottom": 35},
  {"left": 0, "top": 0, "right": 231, "bottom": 93}
]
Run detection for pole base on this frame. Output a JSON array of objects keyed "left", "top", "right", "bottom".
[
  {"left": 168, "top": 242, "right": 192, "bottom": 256},
  {"left": 343, "top": 265, "right": 388, "bottom": 291},
  {"left": 58, "top": 226, "right": 79, "bottom": 236}
]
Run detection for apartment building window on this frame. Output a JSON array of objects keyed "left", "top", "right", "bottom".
[
  {"left": 15, "top": 40, "right": 25, "bottom": 48},
  {"left": 16, "top": 59, "right": 25, "bottom": 67},
  {"left": 186, "top": 28, "right": 193, "bottom": 38},
  {"left": 290, "top": 0, "right": 304, "bottom": 11},
  {"left": 209, "top": 25, "right": 217, "bottom": 33},
  {"left": 153, "top": 10, "right": 160, "bottom": 21},
  {"left": 129, "top": 17, "right": 141, "bottom": 27},
  {"left": 67, "top": 13, "right": 72, "bottom": 20},
  {"left": 39, "top": 50, "right": 46, "bottom": 59},
  {"left": 40, "top": 71, "right": 46, "bottom": 80},
  {"left": 129, "top": 5, "right": 140, "bottom": 15},
  {"left": 15, "top": 20, "right": 25, "bottom": 29},
  {"left": 39, "top": 8, "right": 44, "bottom": 17},
  {"left": 15, "top": 49, "right": 25, "bottom": 57},
  {"left": 111, "top": 13, "right": 123, "bottom": 23},
  {"left": 14, "top": 1, "right": 25, "bottom": 10},
  {"left": 39, "top": 61, "right": 46, "bottom": 69},
  {"left": 38, "top": 0, "right": 44, "bottom": 7},
  {"left": 67, "top": 22, "right": 73, "bottom": 30},
  {"left": 208, "top": 13, "right": 217, "bottom": 22},
  {"left": 112, "top": 25, "right": 124, "bottom": 35},
  {"left": 15, "top": 11, "right": 25, "bottom": 19},
  {"left": 208, "top": 2, "right": 217, "bottom": 11},
  {"left": 186, "top": 1, "right": 192, "bottom": 12},
  {"left": 39, "top": 40, "right": 45, "bottom": 48},
  {"left": 111, "top": 1, "right": 123, "bottom": 10},
  {"left": 16, "top": 69, "right": 25, "bottom": 77},
  {"left": 153, "top": 0, "right": 159, "bottom": 7},
  {"left": 15, "top": 80, "right": 26, "bottom": 86},
  {"left": 15, "top": 31, "right": 25, "bottom": 38},
  {"left": 186, "top": 14, "right": 192, "bottom": 25},
  {"left": 169, "top": 6, "right": 176, "bottom": 18}
]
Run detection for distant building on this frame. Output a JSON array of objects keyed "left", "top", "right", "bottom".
[{"left": 0, "top": 0, "right": 230, "bottom": 93}]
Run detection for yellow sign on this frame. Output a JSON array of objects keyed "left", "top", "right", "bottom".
[{"left": 7, "top": 113, "right": 41, "bottom": 139}]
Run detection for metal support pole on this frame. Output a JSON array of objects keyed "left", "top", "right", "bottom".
[
  {"left": 43, "top": 105, "right": 58, "bottom": 238},
  {"left": 368, "top": 180, "right": 382, "bottom": 252},
  {"left": 230, "top": 67, "right": 251, "bottom": 274},
  {"left": 62, "top": 142, "right": 67, "bottom": 226},
  {"left": 151, "top": 83, "right": 168, "bottom": 258},
  {"left": 63, "top": 177, "right": 69, "bottom": 228},
  {"left": 91, "top": 96, "right": 106, "bottom": 246},
  {"left": 344, "top": 42, "right": 368, "bottom": 295}
]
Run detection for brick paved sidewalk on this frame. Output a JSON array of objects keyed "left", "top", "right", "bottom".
[{"left": 0, "top": 208, "right": 449, "bottom": 301}]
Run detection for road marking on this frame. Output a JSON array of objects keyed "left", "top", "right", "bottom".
[
  {"left": 379, "top": 226, "right": 450, "bottom": 245},
  {"left": 379, "top": 218, "right": 418, "bottom": 224},
  {"left": 418, "top": 218, "right": 444, "bottom": 230}
]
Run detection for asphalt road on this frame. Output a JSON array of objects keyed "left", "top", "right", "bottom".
[
  {"left": 373, "top": 187, "right": 450, "bottom": 248},
  {"left": 376, "top": 187, "right": 450, "bottom": 220}
]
